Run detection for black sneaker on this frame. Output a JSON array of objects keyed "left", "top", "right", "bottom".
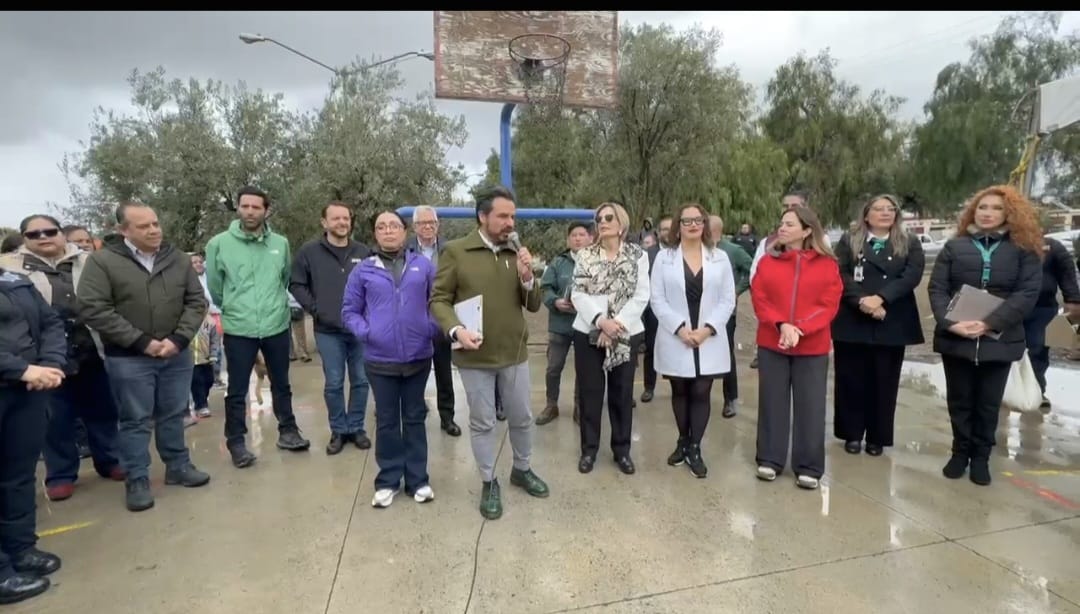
[
  {"left": 277, "top": 428, "right": 311, "bottom": 451},
  {"left": 667, "top": 438, "right": 688, "bottom": 466},
  {"left": 685, "top": 443, "right": 707, "bottom": 478},
  {"left": 125, "top": 477, "right": 154, "bottom": 512},
  {"left": 229, "top": 444, "right": 257, "bottom": 469},
  {"left": 351, "top": 432, "right": 372, "bottom": 450},
  {"left": 164, "top": 463, "right": 211, "bottom": 488}
]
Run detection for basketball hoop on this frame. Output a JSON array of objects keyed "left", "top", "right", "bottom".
[{"left": 508, "top": 33, "right": 571, "bottom": 121}]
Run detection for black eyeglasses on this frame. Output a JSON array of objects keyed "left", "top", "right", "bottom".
[
  {"left": 23, "top": 228, "right": 61, "bottom": 240},
  {"left": 595, "top": 213, "right": 615, "bottom": 224},
  {"left": 680, "top": 217, "right": 705, "bottom": 227}
]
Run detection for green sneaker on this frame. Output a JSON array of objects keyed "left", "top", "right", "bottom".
[
  {"left": 480, "top": 479, "right": 503, "bottom": 520},
  {"left": 509, "top": 468, "right": 550, "bottom": 498}
]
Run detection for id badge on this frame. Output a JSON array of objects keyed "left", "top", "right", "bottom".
[{"left": 853, "top": 265, "right": 864, "bottom": 282}]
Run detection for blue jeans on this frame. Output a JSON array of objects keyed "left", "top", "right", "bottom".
[
  {"left": 1023, "top": 305, "right": 1059, "bottom": 393},
  {"left": 315, "top": 332, "right": 369, "bottom": 435},
  {"left": 104, "top": 349, "right": 194, "bottom": 481},
  {"left": 368, "top": 368, "right": 429, "bottom": 492},
  {"left": 44, "top": 355, "right": 121, "bottom": 487}
]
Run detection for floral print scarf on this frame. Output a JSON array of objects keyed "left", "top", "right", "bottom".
[{"left": 573, "top": 241, "right": 643, "bottom": 371}]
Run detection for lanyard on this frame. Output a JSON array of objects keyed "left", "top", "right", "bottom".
[{"left": 970, "top": 238, "right": 1000, "bottom": 288}]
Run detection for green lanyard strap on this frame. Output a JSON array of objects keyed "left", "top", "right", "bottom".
[{"left": 970, "top": 238, "right": 1000, "bottom": 288}]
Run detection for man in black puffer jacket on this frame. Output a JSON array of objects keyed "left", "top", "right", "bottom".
[
  {"left": 1022, "top": 236, "right": 1080, "bottom": 407},
  {"left": 0, "top": 267, "right": 68, "bottom": 604}
]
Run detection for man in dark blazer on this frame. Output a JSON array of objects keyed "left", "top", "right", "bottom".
[{"left": 406, "top": 205, "right": 460, "bottom": 436}]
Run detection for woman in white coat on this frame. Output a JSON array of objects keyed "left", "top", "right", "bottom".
[{"left": 649, "top": 203, "right": 737, "bottom": 478}]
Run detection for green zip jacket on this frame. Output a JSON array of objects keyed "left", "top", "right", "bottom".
[
  {"left": 718, "top": 238, "right": 753, "bottom": 295},
  {"left": 205, "top": 220, "right": 292, "bottom": 339}
]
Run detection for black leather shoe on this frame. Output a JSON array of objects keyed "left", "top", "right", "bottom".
[
  {"left": 351, "top": 432, "right": 372, "bottom": 450},
  {"left": 277, "top": 428, "right": 311, "bottom": 451},
  {"left": 0, "top": 574, "right": 49, "bottom": 605},
  {"left": 615, "top": 456, "right": 636, "bottom": 475},
  {"left": 578, "top": 455, "right": 595, "bottom": 474},
  {"left": 640, "top": 390, "right": 653, "bottom": 403},
  {"left": 844, "top": 441, "right": 862, "bottom": 454},
  {"left": 326, "top": 433, "right": 346, "bottom": 455},
  {"left": 865, "top": 443, "right": 884, "bottom": 456},
  {"left": 441, "top": 420, "right": 462, "bottom": 437},
  {"left": 11, "top": 548, "right": 61, "bottom": 576}
]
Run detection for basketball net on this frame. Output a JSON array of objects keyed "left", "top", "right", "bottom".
[{"left": 509, "top": 34, "right": 570, "bottom": 122}]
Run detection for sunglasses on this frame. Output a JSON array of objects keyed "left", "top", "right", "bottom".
[
  {"left": 680, "top": 217, "right": 705, "bottom": 227},
  {"left": 595, "top": 213, "right": 616, "bottom": 224},
  {"left": 23, "top": 228, "right": 61, "bottom": 240}
]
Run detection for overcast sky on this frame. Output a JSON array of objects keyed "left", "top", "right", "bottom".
[{"left": 1, "top": 10, "right": 1076, "bottom": 229}]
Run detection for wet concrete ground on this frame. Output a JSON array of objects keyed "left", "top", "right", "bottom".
[{"left": 20, "top": 347, "right": 1080, "bottom": 614}]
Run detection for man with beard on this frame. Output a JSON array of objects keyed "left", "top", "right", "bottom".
[
  {"left": 290, "top": 202, "right": 372, "bottom": 454},
  {"left": 205, "top": 186, "right": 311, "bottom": 468},
  {"left": 430, "top": 185, "right": 548, "bottom": 520}
]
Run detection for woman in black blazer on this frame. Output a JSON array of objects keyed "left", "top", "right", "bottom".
[
  {"left": 928, "top": 184, "right": 1043, "bottom": 486},
  {"left": 832, "top": 195, "right": 925, "bottom": 457}
]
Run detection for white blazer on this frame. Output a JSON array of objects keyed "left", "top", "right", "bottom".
[
  {"left": 649, "top": 244, "right": 737, "bottom": 378},
  {"left": 572, "top": 249, "right": 652, "bottom": 337}
]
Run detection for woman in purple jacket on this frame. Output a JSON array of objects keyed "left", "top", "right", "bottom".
[{"left": 342, "top": 210, "right": 441, "bottom": 509}]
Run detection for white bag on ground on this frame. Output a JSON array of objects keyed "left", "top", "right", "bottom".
[{"left": 1001, "top": 351, "right": 1042, "bottom": 412}]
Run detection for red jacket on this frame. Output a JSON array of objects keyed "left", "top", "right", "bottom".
[{"left": 751, "top": 247, "right": 842, "bottom": 356}]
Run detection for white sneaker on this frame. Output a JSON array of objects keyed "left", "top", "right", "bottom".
[
  {"left": 413, "top": 485, "right": 434, "bottom": 503},
  {"left": 796, "top": 475, "right": 820, "bottom": 490},
  {"left": 372, "top": 488, "right": 398, "bottom": 508},
  {"left": 756, "top": 466, "right": 777, "bottom": 481},
  {"left": 196, "top": 407, "right": 212, "bottom": 418}
]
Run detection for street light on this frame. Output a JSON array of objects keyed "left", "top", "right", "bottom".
[{"left": 238, "top": 32, "right": 433, "bottom": 76}]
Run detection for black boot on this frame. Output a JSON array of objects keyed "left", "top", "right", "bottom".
[
  {"left": 942, "top": 454, "right": 969, "bottom": 479},
  {"left": 667, "top": 437, "right": 688, "bottom": 466},
  {"left": 969, "top": 448, "right": 992, "bottom": 485}
]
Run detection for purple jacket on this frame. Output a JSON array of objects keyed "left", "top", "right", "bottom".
[{"left": 341, "top": 250, "right": 441, "bottom": 364}]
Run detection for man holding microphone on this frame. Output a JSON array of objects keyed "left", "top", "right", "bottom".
[{"left": 430, "top": 185, "right": 549, "bottom": 520}]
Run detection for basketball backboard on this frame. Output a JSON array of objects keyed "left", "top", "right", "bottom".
[{"left": 433, "top": 11, "right": 619, "bottom": 110}]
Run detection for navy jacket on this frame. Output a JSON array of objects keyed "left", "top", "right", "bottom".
[{"left": 0, "top": 268, "right": 67, "bottom": 385}]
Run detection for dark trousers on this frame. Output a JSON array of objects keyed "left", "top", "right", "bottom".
[
  {"left": 670, "top": 376, "right": 714, "bottom": 444},
  {"left": 314, "top": 331, "right": 370, "bottom": 435},
  {"left": 832, "top": 341, "right": 905, "bottom": 446},
  {"left": 721, "top": 315, "right": 738, "bottom": 402},
  {"left": 642, "top": 308, "right": 658, "bottom": 392},
  {"left": 191, "top": 363, "right": 215, "bottom": 410},
  {"left": 223, "top": 330, "right": 297, "bottom": 447},
  {"left": 1023, "top": 306, "right": 1058, "bottom": 394},
  {"left": 105, "top": 349, "right": 194, "bottom": 480},
  {"left": 44, "top": 355, "right": 120, "bottom": 487},
  {"left": 0, "top": 388, "right": 48, "bottom": 578},
  {"left": 573, "top": 331, "right": 636, "bottom": 458},
  {"left": 368, "top": 368, "right": 429, "bottom": 493},
  {"left": 432, "top": 336, "right": 455, "bottom": 423},
  {"left": 755, "top": 348, "right": 829, "bottom": 478},
  {"left": 545, "top": 332, "right": 578, "bottom": 407},
  {"left": 941, "top": 355, "right": 1010, "bottom": 459}
]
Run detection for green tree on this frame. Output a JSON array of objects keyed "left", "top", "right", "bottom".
[
  {"left": 910, "top": 11, "right": 1080, "bottom": 210},
  {"left": 761, "top": 49, "right": 908, "bottom": 226}
]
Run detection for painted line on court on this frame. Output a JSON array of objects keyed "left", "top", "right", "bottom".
[
  {"left": 38, "top": 521, "right": 95, "bottom": 537},
  {"left": 1005, "top": 475, "right": 1080, "bottom": 510}
]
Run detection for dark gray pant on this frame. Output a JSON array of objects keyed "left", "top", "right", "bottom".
[{"left": 755, "top": 348, "right": 828, "bottom": 478}]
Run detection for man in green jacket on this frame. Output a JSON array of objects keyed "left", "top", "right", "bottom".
[
  {"left": 710, "top": 214, "right": 753, "bottom": 418},
  {"left": 77, "top": 202, "right": 211, "bottom": 512},
  {"left": 430, "top": 185, "right": 549, "bottom": 520},
  {"left": 205, "top": 186, "right": 310, "bottom": 468},
  {"left": 535, "top": 221, "right": 591, "bottom": 426}
]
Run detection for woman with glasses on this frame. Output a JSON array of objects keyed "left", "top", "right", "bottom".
[
  {"left": 831, "top": 195, "right": 925, "bottom": 457},
  {"left": 571, "top": 202, "right": 651, "bottom": 475},
  {"left": 342, "top": 210, "right": 439, "bottom": 508},
  {"left": 0, "top": 215, "right": 124, "bottom": 503},
  {"left": 649, "top": 203, "right": 736, "bottom": 478},
  {"left": 751, "top": 206, "right": 842, "bottom": 490}
]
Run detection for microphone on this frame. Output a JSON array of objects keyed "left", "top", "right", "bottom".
[{"left": 507, "top": 231, "right": 522, "bottom": 253}]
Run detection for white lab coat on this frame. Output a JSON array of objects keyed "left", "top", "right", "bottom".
[
  {"left": 649, "top": 244, "right": 737, "bottom": 378},
  {"left": 571, "top": 249, "right": 652, "bottom": 337}
]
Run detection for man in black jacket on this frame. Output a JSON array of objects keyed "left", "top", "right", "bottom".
[
  {"left": 290, "top": 202, "right": 372, "bottom": 454},
  {"left": 77, "top": 202, "right": 211, "bottom": 512},
  {"left": 640, "top": 215, "right": 671, "bottom": 403},
  {"left": 1023, "top": 236, "right": 1080, "bottom": 407},
  {"left": 405, "top": 205, "right": 461, "bottom": 436},
  {"left": 0, "top": 267, "right": 67, "bottom": 604}
]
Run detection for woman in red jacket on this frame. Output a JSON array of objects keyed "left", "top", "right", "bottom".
[{"left": 750, "top": 207, "right": 842, "bottom": 489}]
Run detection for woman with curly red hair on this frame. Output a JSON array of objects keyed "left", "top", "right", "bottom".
[{"left": 928, "top": 184, "right": 1043, "bottom": 486}]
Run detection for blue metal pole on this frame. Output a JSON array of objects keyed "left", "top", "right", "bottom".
[{"left": 499, "top": 103, "right": 516, "bottom": 190}]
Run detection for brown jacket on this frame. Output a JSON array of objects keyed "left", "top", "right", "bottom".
[{"left": 430, "top": 229, "right": 542, "bottom": 369}]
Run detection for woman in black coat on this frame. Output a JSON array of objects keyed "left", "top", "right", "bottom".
[
  {"left": 0, "top": 266, "right": 68, "bottom": 604},
  {"left": 927, "top": 185, "right": 1043, "bottom": 487},
  {"left": 832, "top": 194, "right": 925, "bottom": 457}
]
